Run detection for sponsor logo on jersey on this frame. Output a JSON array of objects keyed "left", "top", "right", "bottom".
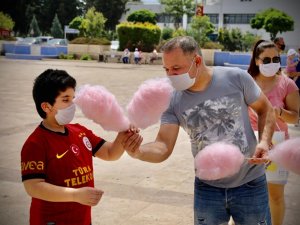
[
  {"left": 56, "top": 150, "right": 69, "bottom": 159},
  {"left": 83, "top": 136, "right": 92, "bottom": 151},
  {"left": 21, "top": 161, "right": 44, "bottom": 171}
]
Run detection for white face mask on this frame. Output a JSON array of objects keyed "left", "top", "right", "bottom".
[
  {"left": 55, "top": 103, "right": 76, "bottom": 125},
  {"left": 259, "top": 63, "right": 281, "bottom": 77},
  {"left": 167, "top": 59, "right": 196, "bottom": 91}
]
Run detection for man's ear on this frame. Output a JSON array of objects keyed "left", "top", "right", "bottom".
[
  {"left": 41, "top": 102, "right": 52, "bottom": 113},
  {"left": 195, "top": 55, "right": 202, "bottom": 65}
]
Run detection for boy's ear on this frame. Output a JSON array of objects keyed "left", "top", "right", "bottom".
[{"left": 41, "top": 102, "right": 52, "bottom": 113}]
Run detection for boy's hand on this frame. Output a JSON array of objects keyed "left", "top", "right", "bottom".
[
  {"left": 73, "top": 187, "right": 104, "bottom": 206},
  {"left": 121, "top": 129, "right": 143, "bottom": 153}
]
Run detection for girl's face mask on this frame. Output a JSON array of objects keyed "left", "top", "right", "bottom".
[{"left": 259, "top": 63, "right": 280, "bottom": 77}]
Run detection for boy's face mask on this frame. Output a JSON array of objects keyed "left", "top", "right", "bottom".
[{"left": 55, "top": 103, "right": 76, "bottom": 125}]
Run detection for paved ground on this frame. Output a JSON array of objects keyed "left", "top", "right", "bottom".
[{"left": 0, "top": 58, "right": 299, "bottom": 225}]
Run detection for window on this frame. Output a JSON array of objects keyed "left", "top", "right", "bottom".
[
  {"left": 156, "top": 13, "right": 175, "bottom": 23},
  {"left": 224, "top": 14, "right": 255, "bottom": 24},
  {"left": 205, "top": 14, "right": 219, "bottom": 24}
]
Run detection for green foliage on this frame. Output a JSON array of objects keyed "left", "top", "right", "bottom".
[
  {"left": 69, "top": 16, "right": 83, "bottom": 30},
  {"left": 51, "top": 14, "right": 63, "bottom": 38},
  {"left": 81, "top": 7, "right": 107, "bottom": 38},
  {"left": 28, "top": 14, "right": 41, "bottom": 37},
  {"left": 161, "top": 0, "right": 195, "bottom": 28},
  {"left": 117, "top": 22, "right": 161, "bottom": 52},
  {"left": 127, "top": 9, "right": 157, "bottom": 24},
  {"left": 203, "top": 41, "right": 223, "bottom": 50},
  {"left": 187, "top": 15, "right": 215, "bottom": 47},
  {"left": 85, "top": 0, "right": 128, "bottom": 30},
  {"left": 0, "top": 12, "right": 15, "bottom": 30},
  {"left": 250, "top": 8, "right": 294, "bottom": 40},
  {"left": 172, "top": 28, "right": 187, "bottom": 37},
  {"left": 80, "top": 54, "right": 92, "bottom": 60},
  {"left": 242, "top": 31, "right": 261, "bottom": 52},
  {"left": 161, "top": 27, "right": 173, "bottom": 40},
  {"left": 59, "top": 53, "right": 75, "bottom": 59},
  {"left": 218, "top": 28, "right": 260, "bottom": 52},
  {"left": 69, "top": 37, "right": 110, "bottom": 45}
]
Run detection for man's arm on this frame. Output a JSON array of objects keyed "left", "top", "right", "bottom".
[
  {"left": 249, "top": 92, "right": 275, "bottom": 163},
  {"left": 127, "top": 124, "right": 180, "bottom": 163}
]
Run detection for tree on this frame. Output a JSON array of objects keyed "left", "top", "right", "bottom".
[
  {"left": 40, "top": 0, "right": 83, "bottom": 35},
  {"left": 160, "top": 0, "right": 195, "bottom": 29},
  {"left": 241, "top": 31, "right": 260, "bottom": 52},
  {"left": 51, "top": 14, "right": 64, "bottom": 38},
  {"left": 28, "top": 14, "right": 41, "bottom": 37},
  {"left": 188, "top": 15, "right": 214, "bottom": 47},
  {"left": 0, "top": 12, "right": 15, "bottom": 30},
  {"left": 250, "top": 8, "right": 294, "bottom": 40},
  {"left": 80, "top": 7, "right": 107, "bottom": 38},
  {"left": 127, "top": 9, "right": 157, "bottom": 24},
  {"left": 85, "top": 0, "right": 128, "bottom": 30},
  {"left": 1, "top": 0, "right": 83, "bottom": 36}
]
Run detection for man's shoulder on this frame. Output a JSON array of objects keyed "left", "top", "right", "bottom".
[{"left": 213, "top": 66, "right": 248, "bottom": 81}]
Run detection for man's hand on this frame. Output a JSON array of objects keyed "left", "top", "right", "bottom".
[{"left": 248, "top": 141, "right": 270, "bottom": 164}]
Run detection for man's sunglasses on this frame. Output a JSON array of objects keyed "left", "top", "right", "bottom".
[{"left": 258, "top": 56, "right": 281, "bottom": 64}]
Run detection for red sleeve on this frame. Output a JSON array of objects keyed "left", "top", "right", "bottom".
[
  {"left": 21, "top": 134, "right": 47, "bottom": 181},
  {"left": 73, "top": 124, "right": 106, "bottom": 156}
]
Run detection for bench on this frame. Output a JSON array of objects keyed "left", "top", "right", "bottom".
[{"left": 99, "top": 51, "right": 163, "bottom": 65}]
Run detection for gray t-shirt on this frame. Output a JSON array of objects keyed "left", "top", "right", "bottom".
[{"left": 161, "top": 66, "right": 265, "bottom": 188}]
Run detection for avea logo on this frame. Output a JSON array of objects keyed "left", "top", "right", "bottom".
[{"left": 21, "top": 161, "right": 44, "bottom": 171}]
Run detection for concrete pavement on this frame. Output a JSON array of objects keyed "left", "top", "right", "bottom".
[{"left": 0, "top": 58, "right": 299, "bottom": 225}]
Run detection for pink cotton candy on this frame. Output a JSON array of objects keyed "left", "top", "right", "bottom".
[
  {"left": 74, "top": 84, "right": 130, "bottom": 131},
  {"left": 194, "top": 142, "right": 245, "bottom": 180},
  {"left": 127, "top": 78, "right": 173, "bottom": 129},
  {"left": 268, "top": 137, "right": 300, "bottom": 175}
]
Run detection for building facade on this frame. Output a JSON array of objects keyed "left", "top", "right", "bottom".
[{"left": 121, "top": 0, "right": 300, "bottom": 50}]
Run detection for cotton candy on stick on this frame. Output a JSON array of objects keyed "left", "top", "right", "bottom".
[
  {"left": 74, "top": 84, "right": 130, "bottom": 131},
  {"left": 268, "top": 137, "right": 300, "bottom": 175},
  {"left": 194, "top": 142, "right": 245, "bottom": 180},
  {"left": 127, "top": 78, "right": 173, "bottom": 129}
]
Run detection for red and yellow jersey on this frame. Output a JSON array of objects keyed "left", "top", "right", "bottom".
[{"left": 21, "top": 123, "right": 105, "bottom": 225}]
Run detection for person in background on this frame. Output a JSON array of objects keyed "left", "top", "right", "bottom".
[
  {"left": 126, "top": 36, "right": 275, "bottom": 225},
  {"left": 21, "top": 69, "right": 142, "bottom": 225},
  {"left": 274, "top": 37, "right": 286, "bottom": 54},
  {"left": 149, "top": 48, "right": 158, "bottom": 64},
  {"left": 134, "top": 48, "right": 140, "bottom": 64},
  {"left": 122, "top": 48, "right": 130, "bottom": 64},
  {"left": 286, "top": 48, "right": 300, "bottom": 76},
  {"left": 248, "top": 40, "right": 300, "bottom": 225}
]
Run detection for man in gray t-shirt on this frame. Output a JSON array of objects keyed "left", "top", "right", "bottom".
[{"left": 127, "top": 36, "right": 275, "bottom": 225}]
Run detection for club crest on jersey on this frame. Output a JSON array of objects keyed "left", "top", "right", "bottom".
[
  {"left": 70, "top": 144, "right": 80, "bottom": 156},
  {"left": 83, "top": 136, "right": 92, "bottom": 151}
]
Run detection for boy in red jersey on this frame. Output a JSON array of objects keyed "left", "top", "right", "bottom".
[{"left": 21, "top": 69, "right": 142, "bottom": 225}]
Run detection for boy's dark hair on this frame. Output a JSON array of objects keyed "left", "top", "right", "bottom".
[{"left": 32, "top": 69, "right": 76, "bottom": 119}]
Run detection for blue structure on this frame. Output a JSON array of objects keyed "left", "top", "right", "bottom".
[
  {"left": 3, "top": 43, "right": 67, "bottom": 60},
  {"left": 214, "top": 51, "right": 287, "bottom": 70}
]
